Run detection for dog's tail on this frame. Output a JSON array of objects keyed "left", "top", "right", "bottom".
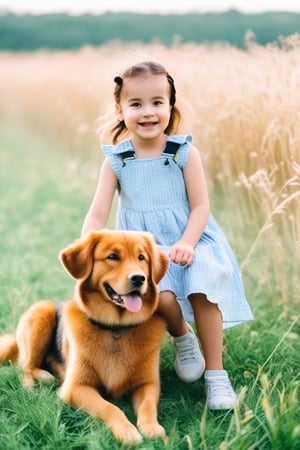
[{"left": 0, "top": 334, "right": 18, "bottom": 363}]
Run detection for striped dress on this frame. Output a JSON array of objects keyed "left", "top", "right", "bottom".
[{"left": 102, "top": 134, "right": 253, "bottom": 329}]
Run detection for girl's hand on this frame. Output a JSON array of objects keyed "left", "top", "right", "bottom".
[{"left": 169, "top": 240, "right": 195, "bottom": 266}]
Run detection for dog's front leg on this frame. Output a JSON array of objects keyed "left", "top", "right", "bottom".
[
  {"left": 59, "top": 383, "right": 143, "bottom": 444},
  {"left": 133, "top": 382, "right": 166, "bottom": 439}
]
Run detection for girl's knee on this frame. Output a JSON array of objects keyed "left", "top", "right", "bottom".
[
  {"left": 159, "top": 290, "right": 176, "bottom": 306},
  {"left": 157, "top": 291, "right": 179, "bottom": 316}
]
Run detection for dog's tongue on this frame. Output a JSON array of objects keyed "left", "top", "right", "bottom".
[{"left": 122, "top": 293, "right": 142, "bottom": 313}]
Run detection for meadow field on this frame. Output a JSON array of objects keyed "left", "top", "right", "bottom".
[{"left": 0, "top": 39, "right": 299, "bottom": 449}]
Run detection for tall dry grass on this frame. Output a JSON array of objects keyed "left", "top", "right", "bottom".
[{"left": 0, "top": 39, "right": 299, "bottom": 309}]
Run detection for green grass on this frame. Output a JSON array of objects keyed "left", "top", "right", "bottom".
[{"left": 0, "top": 124, "right": 299, "bottom": 449}]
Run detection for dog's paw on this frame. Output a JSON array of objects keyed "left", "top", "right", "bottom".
[
  {"left": 35, "top": 369, "right": 56, "bottom": 382},
  {"left": 21, "top": 374, "right": 36, "bottom": 389},
  {"left": 138, "top": 422, "right": 166, "bottom": 439},
  {"left": 22, "top": 369, "right": 55, "bottom": 389},
  {"left": 114, "top": 423, "right": 143, "bottom": 444}
]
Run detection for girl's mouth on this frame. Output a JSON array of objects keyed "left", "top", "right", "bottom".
[{"left": 140, "top": 121, "right": 158, "bottom": 127}]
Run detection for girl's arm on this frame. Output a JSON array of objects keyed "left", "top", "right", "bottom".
[
  {"left": 170, "top": 144, "right": 210, "bottom": 265},
  {"left": 81, "top": 158, "right": 118, "bottom": 237}
]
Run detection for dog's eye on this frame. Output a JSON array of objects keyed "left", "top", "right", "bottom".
[
  {"left": 138, "top": 254, "right": 145, "bottom": 261},
  {"left": 107, "top": 253, "right": 119, "bottom": 261}
]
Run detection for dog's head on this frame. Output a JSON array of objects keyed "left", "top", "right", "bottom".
[{"left": 60, "top": 230, "right": 169, "bottom": 325}]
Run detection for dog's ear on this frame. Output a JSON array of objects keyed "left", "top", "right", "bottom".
[
  {"left": 144, "top": 233, "right": 169, "bottom": 284},
  {"left": 60, "top": 232, "right": 99, "bottom": 280}
]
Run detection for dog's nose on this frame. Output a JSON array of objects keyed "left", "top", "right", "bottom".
[{"left": 129, "top": 274, "right": 145, "bottom": 288}]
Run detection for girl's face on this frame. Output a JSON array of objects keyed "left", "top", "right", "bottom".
[{"left": 117, "top": 74, "right": 172, "bottom": 141}]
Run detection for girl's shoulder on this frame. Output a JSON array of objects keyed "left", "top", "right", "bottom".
[
  {"left": 101, "top": 134, "right": 194, "bottom": 170},
  {"left": 166, "top": 134, "right": 193, "bottom": 169},
  {"left": 101, "top": 139, "right": 133, "bottom": 157},
  {"left": 101, "top": 140, "right": 134, "bottom": 178}
]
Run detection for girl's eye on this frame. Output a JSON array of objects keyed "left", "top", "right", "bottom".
[
  {"left": 107, "top": 253, "right": 119, "bottom": 261},
  {"left": 154, "top": 100, "right": 163, "bottom": 106},
  {"left": 130, "top": 102, "right": 140, "bottom": 108}
]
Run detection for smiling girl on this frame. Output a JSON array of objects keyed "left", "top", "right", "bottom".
[{"left": 81, "top": 61, "right": 253, "bottom": 410}]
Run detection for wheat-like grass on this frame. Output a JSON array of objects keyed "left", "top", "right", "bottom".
[
  {"left": 0, "top": 39, "right": 299, "bottom": 308},
  {"left": 1, "top": 39, "right": 300, "bottom": 175}
]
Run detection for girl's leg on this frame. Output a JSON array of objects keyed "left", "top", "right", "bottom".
[
  {"left": 157, "top": 291, "right": 205, "bottom": 382},
  {"left": 189, "top": 293, "right": 223, "bottom": 370},
  {"left": 189, "top": 293, "right": 237, "bottom": 409},
  {"left": 157, "top": 290, "right": 188, "bottom": 337}
]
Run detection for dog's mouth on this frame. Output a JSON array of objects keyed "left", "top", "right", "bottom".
[{"left": 104, "top": 283, "right": 142, "bottom": 313}]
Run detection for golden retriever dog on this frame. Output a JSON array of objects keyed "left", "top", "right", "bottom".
[{"left": 0, "top": 230, "right": 169, "bottom": 444}]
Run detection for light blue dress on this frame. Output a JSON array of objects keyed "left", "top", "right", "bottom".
[{"left": 102, "top": 134, "right": 253, "bottom": 329}]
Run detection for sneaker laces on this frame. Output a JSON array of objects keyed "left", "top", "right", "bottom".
[
  {"left": 206, "top": 377, "right": 235, "bottom": 399},
  {"left": 175, "top": 335, "right": 202, "bottom": 365}
]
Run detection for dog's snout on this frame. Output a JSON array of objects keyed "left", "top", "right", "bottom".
[{"left": 129, "top": 274, "right": 146, "bottom": 288}]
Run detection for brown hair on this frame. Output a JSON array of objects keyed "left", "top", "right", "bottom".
[{"left": 111, "top": 61, "right": 181, "bottom": 144}]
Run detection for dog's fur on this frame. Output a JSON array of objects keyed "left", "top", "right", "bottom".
[{"left": 0, "top": 230, "right": 169, "bottom": 443}]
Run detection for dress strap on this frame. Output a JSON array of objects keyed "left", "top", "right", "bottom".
[
  {"left": 120, "top": 141, "right": 181, "bottom": 166},
  {"left": 162, "top": 141, "right": 181, "bottom": 165},
  {"left": 162, "top": 141, "right": 181, "bottom": 157},
  {"left": 120, "top": 150, "right": 135, "bottom": 166}
]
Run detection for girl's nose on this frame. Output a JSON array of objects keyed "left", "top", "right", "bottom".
[{"left": 142, "top": 105, "right": 154, "bottom": 116}]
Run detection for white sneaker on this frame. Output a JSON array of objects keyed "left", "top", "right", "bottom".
[
  {"left": 204, "top": 370, "right": 237, "bottom": 410},
  {"left": 174, "top": 324, "right": 205, "bottom": 382}
]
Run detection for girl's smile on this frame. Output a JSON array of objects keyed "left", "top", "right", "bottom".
[{"left": 138, "top": 120, "right": 159, "bottom": 129}]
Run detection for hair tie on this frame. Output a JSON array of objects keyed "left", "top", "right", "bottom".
[{"left": 114, "top": 76, "right": 123, "bottom": 86}]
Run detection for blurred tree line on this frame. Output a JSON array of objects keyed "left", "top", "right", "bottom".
[{"left": 0, "top": 10, "right": 299, "bottom": 50}]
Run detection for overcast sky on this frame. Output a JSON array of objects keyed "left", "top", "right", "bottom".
[{"left": 1, "top": 0, "right": 300, "bottom": 14}]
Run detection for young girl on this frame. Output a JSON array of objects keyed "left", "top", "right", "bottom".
[{"left": 81, "top": 61, "right": 253, "bottom": 410}]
